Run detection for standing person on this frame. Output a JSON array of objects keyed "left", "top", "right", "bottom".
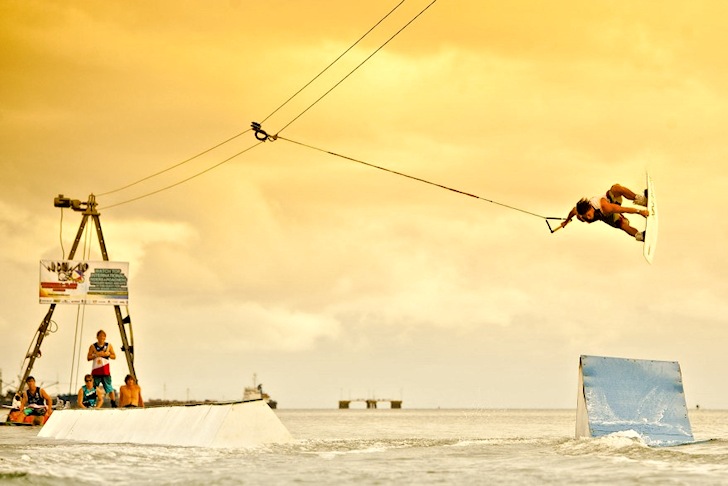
[
  {"left": 118, "top": 374, "right": 144, "bottom": 408},
  {"left": 19, "top": 376, "right": 53, "bottom": 423},
  {"left": 87, "top": 329, "right": 117, "bottom": 408},
  {"left": 559, "top": 183, "right": 649, "bottom": 240},
  {"left": 77, "top": 374, "right": 104, "bottom": 409}
]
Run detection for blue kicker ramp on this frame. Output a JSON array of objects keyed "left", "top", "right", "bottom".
[{"left": 576, "top": 355, "right": 695, "bottom": 446}]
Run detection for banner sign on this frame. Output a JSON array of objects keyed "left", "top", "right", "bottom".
[{"left": 39, "top": 260, "right": 129, "bottom": 305}]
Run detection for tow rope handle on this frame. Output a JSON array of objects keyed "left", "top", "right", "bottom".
[{"left": 546, "top": 218, "right": 566, "bottom": 234}]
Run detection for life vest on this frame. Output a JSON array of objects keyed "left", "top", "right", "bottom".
[
  {"left": 92, "top": 342, "right": 110, "bottom": 376},
  {"left": 82, "top": 385, "right": 98, "bottom": 407}
]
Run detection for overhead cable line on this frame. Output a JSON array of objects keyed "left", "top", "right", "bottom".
[
  {"left": 100, "top": 141, "right": 262, "bottom": 210},
  {"left": 97, "top": 129, "right": 251, "bottom": 197},
  {"left": 95, "top": 2, "right": 415, "bottom": 207},
  {"left": 96, "top": 1, "right": 436, "bottom": 210},
  {"left": 260, "top": 0, "right": 407, "bottom": 125},
  {"left": 271, "top": 134, "right": 565, "bottom": 231},
  {"left": 273, "top": 0, "right": 438, "bottom": 137}
]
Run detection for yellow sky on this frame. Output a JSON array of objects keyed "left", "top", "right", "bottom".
[{"left": 2, "top": 0, "right": 727, "bottom": 408}]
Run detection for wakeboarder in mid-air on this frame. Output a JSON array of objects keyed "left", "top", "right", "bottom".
[{"left": 559, "top": 183, "right": 648, "bottom": 241}]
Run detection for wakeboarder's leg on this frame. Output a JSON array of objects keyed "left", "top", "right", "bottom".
[
  {"left": 618, "top": 218, "right": 639, "bottom": 238},
  {"left": 611, "top": 183, "right": 647, "bottom": 206}
]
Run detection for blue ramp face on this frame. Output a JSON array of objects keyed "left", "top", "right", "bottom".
[{"left": 576, "top": 355, "right": 694, "bottom": 446}]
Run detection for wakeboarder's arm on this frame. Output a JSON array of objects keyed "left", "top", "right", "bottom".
[
  {"left": 560, "top": 207, "right": 578, "bottom": 229},
  {"left": 77, "top": 388, "right": 86, "bottom": 409},
  {"left": 42, "top": 389, "right": 52, "bottom": 406},
  {"left": 87, "top": 345, "right": 96, "bottom": 361},
  {"left": 41, "top": 388, "right": 53, "bottom": 415},
  {"left": 107, "top": 344, "right": 116, "bottom": 360}
]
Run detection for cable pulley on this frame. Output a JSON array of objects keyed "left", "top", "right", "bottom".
[{"left": 251, "top": 122, "right": 277, "bottom": 142}]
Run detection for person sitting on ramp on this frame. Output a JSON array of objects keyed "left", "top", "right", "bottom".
[
  {"left": 559, "top": 183, "right": 648, "bottom": 241},
  {"left": 18, "top": 376, "right": 53, "bottom": 424}
]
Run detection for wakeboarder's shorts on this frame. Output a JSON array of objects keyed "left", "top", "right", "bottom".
[
  {"left": 603, "top": 190, "right": 626, "bottom": 228},
  {"left": 606, "top": 189, "right": 623, "bottom": 206},
  {"left": 602, "top": 213, "right": 626, "bottom": 228}
]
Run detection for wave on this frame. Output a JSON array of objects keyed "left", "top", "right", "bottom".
[{"left": 4, "top": 428, "right": 728, "bottom": 485}]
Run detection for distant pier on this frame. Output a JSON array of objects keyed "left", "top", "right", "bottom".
[{"left": 338, "top": 399, "right": 402, "bottom": 409}]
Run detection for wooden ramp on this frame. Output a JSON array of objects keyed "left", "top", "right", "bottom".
[{"left": 37, "top": 400, "right": 292, "bottom": 448}]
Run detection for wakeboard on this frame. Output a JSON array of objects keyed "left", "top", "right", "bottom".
[{"left": 643, "top": 172, "right": 658, "bottom": 264}]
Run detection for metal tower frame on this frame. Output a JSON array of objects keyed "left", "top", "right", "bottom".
[{"left": 16, "top": 194, "right": 137, "bottom": 395}]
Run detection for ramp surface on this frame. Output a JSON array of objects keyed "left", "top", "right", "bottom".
[{"left": 576, "top": 355, "right": 694, "bottom": 446}]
